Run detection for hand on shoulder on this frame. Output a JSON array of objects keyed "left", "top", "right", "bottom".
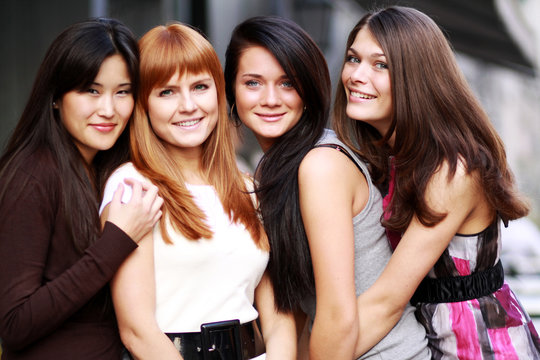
[{"left": 106, "top": 178, "right": 163, "bottom": 243}]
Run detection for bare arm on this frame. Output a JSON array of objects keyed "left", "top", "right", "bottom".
[
  {"left": 299, "top": 148, "right": 367, "bottom": 359},
  {"left": 256, "top": 272, "right": 297, "bottom": 359},
  {"left": 353, "top": 162, "right": 481, "bottom": 356},
  {"left": 105, "top": 215, "right": 182, "bottom": 360},
  {"left": 100, "top": 178, "right": 175, "bottom": 359}
]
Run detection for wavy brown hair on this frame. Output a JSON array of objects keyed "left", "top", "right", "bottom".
[
  {"left": 133, "top": 23, "right": 267, "bottom": 249},
  {"left": 333, "top": 6, "right": 529, "bottom": 234}
]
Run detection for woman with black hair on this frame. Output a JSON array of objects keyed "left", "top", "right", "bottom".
[{"left": 0, "top": 18, "right": 162, "bottom": 359}]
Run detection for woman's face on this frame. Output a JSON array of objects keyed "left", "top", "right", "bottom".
[
  {"left": 57, "top": 54, "right": 133, "bottom": 164},
  {"left": 341, "top": 27, "right": 393, "bottom": 137},
  {"left": 147, "top": 71, "right": 218, "bottom": 156},
  {"left": 234, "top": 46, "right": 304, "bottom": 152}
]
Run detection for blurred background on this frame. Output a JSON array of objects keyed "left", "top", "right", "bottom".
[{"left": 1, "top": 0, "right": 540, "bottom": 328}]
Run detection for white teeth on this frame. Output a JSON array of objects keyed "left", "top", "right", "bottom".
[
  {"left": 176, "top": 119, "right": 200, "bottom": 126},
  {"left": 351, "top": 91, "right": 375, "bottom": 99}
]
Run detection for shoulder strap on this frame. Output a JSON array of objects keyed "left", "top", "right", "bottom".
[{"left": 314, "top": 143, "right": 364, "bottom": 174}]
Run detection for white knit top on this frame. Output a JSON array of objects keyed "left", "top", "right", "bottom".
[{"left": 100, "top": 163, "right": 269, "bottom": 332}]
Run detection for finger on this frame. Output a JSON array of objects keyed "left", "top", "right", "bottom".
[
  {"left": 154, "top": 210, "right": 163, "bottom": 224},
  {"left": 139, "top": 181, "right": 158, "bottom": 192},
  {"left": 111, "top": 182, "right": 125, "bottom": 205},
  {"left": 150, "top": 196, "right": 164, "bottom": 214},
  {"left": 125, "top": 178, "right": 143, "bottom": 201},
  {"left": 142, "top": 183, "right": 159, "bottom": 202}
]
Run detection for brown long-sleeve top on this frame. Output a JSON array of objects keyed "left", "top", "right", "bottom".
[{"left": 0, "top": 150, "right": 137, "bottom": 359}]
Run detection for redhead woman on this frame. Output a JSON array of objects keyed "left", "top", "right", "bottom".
[{"left": 100, "top": 23, "right": 296, "bottom": 360}]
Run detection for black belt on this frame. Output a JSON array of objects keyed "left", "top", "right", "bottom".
[
  {"left": 166, "top": 319, "right": 264, "bottom": 360},
  {"left": 411, "top": 260, "right": 504, "bottom": 305}
]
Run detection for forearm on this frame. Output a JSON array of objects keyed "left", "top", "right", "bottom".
[
  {"left": 0, "top": 222, "right": 136, "bottom": 349},
  {"left": 255, "top": 272, "right": 297, "bottom": 359},
  {"left": 264, "top": 325, "right": 297, "bottom": 360},
  {"left": 354, "top": 294, "right": 404, "bottom": 357},
  {"left": 121, "top": 325, "right": 181, "bottom": 360},
  {"left": 309, "top": 311, "right": 358, "bottom": 359}
]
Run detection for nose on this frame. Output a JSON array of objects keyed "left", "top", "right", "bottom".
[
  {"left": 261, "top": 85, "right": 281, "bottom": 107},
  {"left": 350, "top": 63, "right": 368, "bottom": 84},
  {"left": 97, "top": 95, "right": 114, "bottom": 118},
  {"left": 178, "top": 91, "right": 197, "bottom": 113}
]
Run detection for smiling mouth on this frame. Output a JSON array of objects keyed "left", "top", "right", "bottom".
[
  {"left": 174, "top": 118, "right": 202, "bottom": 127},
  {"left": 350, "top": 91, "right": 376, "bottom": 100},
  {"left": 256, "top": 113, "right": 286, "bottom": 121}
]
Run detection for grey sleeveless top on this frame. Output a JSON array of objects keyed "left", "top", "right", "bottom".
[{"left": 300, "top": 129, "right": 430, "bottom": 360}]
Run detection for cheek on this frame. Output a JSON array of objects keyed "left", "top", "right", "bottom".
[
  {"left": 285, "top": 92, "right": 304, "bottom": 114},
  {"left": 59, "top": 102, "right": 84, "bottom": 130},
  {"left": 341, "top": 65, "right": 352, "bottom": 86},
  {"left": 205, "top": 89, "right": 219, "bottom": 114},
  {"left": 148, "top": 99, "right": 173, "bottom": 125},
  {"left": 234, "top": 91, "right": 254, "bottom": 117}
]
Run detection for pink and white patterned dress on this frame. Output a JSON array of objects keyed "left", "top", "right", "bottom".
[
  {"left": 384, "top": 165, "right": 540, "bottom": 359},
  {"left": 413, "top": 223, "right": 540, "bottom": 359}
]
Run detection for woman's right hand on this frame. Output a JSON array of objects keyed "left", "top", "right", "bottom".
[{"left": 106, "top": 178, "right": 163, "bottom": 243}]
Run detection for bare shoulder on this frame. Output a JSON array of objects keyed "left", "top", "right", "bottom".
[
  {"left": 299, "top": 146, "right": 359, "bottom": 181},
  {"left": 426, "top": 158, "right": 481, "bottom": 212},
  {"left": 299, "top": 146, "right": 368, "bottom": 213}
]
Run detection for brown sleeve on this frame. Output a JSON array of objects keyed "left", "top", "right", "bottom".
[{"left": 0, "top": 168, "right": 137, "bottom": 350}]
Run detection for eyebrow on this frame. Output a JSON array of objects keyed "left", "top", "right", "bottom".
[
  {"left": 91, "top": 82, "right": 132, "bottom": 87},
  {"left": 239, "top": 73, "right": 289, "bottom": 79},
  {"left": 158, "top": 77, "right": 213, "bottom": 88},
  {"left": 348, "top": 47, "right": 386, "bottom": 59},
  {"left": 195, "top": 77, "right": 213, "bottom": 83}
]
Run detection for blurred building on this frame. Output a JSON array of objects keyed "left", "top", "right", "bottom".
[{"left": 1, "top": 0, "right": 539, "bottom": 225}]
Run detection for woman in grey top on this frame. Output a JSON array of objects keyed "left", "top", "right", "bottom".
[{"left": 225, "top": 16, "right": 430, "bottom": 359}]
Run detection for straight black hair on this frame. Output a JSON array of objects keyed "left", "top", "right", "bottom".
[
  {"left": 225, "top": 16, "right": 331, "bottom": 311},
  {"left": 0, "top": 18, "right": 139, "bottom": 252}
]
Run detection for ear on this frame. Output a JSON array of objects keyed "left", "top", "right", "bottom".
[{"left": 52, "top": 101, "right": 59, "bottom": 109}]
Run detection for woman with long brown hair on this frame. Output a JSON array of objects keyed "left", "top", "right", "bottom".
[
  {"left": 334, "top": 6, "right": 540, "bottom": 358},
  {"left": 100, "top": 23, "right": 295, "bottom": 359}
]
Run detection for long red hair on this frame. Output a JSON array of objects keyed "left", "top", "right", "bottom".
[{"left": 132, "top": 23, "right": 267, "bottom": 249}]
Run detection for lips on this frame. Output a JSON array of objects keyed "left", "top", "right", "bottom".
[
  {"left": 91, "top": 123, "right": 116, "bottom": 132},
  {"left": 256, "top": 112, "right": 286, "bottom": 122}
]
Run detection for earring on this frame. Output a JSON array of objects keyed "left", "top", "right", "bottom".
[{"left": 229, "top": 103, "right": 242, "bottom": 128}]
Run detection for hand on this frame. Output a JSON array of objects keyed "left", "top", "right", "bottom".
[{"left": 107, "top": 178, "right": 163, "bottom": 243}]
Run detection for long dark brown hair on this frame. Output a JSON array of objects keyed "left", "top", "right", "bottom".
[{"left": 334, "top": 6, "right": 529, "bottom": 234}]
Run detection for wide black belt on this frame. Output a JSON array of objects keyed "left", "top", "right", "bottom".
[
  {"left": 411, "top": 260, "right": 504, "bottom": 305},
  {"left": 166, "top": 319, "right": 264, "bottom": 360}
]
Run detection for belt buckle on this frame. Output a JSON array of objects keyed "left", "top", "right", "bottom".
[{"left": 200, "top": 319, "right": 242, "bottom": 360}]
